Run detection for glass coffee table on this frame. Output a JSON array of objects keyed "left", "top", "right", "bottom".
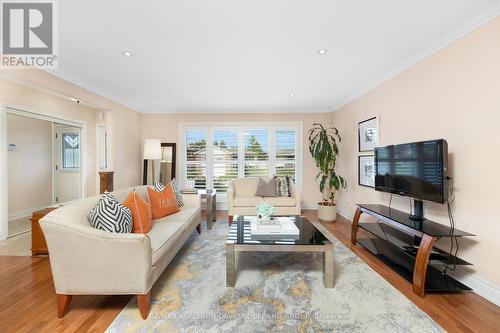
[{"left": 226, "top": 215, "right": 334, "bottom": 288}]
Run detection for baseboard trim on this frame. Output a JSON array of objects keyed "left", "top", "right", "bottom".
[
  {"left": 301, "top": 202, "right": 318, "bottom": 210},
  {"left": 8, "top": 205, "right": 47, "bottom": 221},
  {"left": 446, "top": 268, "right": 500, "bottom": 307},
  {"left": 336, "top": 209, "right": 500, "bottom": 307}
]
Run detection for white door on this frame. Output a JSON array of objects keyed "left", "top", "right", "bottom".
[{"left": 54, "top": 126, "right": 81, "bottom": 203}]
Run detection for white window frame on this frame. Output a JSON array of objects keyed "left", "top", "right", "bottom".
[{"left": 179, "top": 121, "right": 303, "bottom": 202}]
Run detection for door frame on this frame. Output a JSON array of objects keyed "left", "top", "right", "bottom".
[
  {"left": 53, "top": 125, "right": 83, "bottom": 204},
  {"left": 0, "top": 102, "right": 86, "bottom": 241}
]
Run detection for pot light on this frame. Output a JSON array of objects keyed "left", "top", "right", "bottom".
[
  {"left": 171, "top": 93, "right": 178, "bottom": 98},
  {"left": 122, "top": 51, "right": 133, "bottom": 57},
  {"left": 318, "top": 49, "right": 328, "bottom": 55},
  {"left": 289, "top": 93, "right": 296, "bottom": 97}
]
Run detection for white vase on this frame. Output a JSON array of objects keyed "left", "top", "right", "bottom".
[{"left": 318, "top": 203, "right": 337, "bottom": 222}]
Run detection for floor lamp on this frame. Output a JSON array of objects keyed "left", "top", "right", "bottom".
[{"left": 144, "top": 139, "right": 162, "bottom": 184}]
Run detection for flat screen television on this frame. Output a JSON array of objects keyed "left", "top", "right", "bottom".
[{"left": 374, "top": 139, "right": 448, "bottom": 205}]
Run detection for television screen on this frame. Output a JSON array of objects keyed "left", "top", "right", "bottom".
[{"left": 374, "top": 139, "right": 448, "bottom": 203}]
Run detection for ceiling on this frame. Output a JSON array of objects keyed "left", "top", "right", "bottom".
[{"left": 52, "top": 0, "right": 500, "bottom": 113}]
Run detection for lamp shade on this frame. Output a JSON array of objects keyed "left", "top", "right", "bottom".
[{"left": 143, "top": 139, "right": 162, "bottom": 160}]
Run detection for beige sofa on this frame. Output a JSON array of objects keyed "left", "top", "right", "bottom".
[
  {"left": 227, "top": 178, "right": 301, "bottom": 224},
  {"left": 39, "top": 185, "right": 201, "bottom": 320}
]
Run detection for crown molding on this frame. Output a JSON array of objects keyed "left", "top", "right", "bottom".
[
  {"left": 24, "top": 2, "right": 500, "bottom": 114},
  {"left": 331, "top": 2, "right": 500, "bottom": 112},
  {"left": 46, "top": 69, "right": 140, "bottom": 112},
  {"left": 0, "top": 72, "right": 102, "bottom": 110}
]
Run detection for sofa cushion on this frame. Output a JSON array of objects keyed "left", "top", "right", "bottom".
[
  {"left": 275, "top": 175, "right": 294, "bottom": 197},
  {"left": 234, "top": 195, "right": 265, "bottom": 207},
  {"left": 233, "top": 178, "right": 260, "bottom": 197},
  {"left": 264, "top": 196, "right": 296, "bottom": 207},
  {"left": 88, "top": 192, "right": 133, "bottom": 233},
  {"left": 154, "top": 180, "right": 184, "bottom": 207},
  {"left": 255, "top": 177, "right": 277, "bottom": 197},
  {"left": 148, "top": 220, "right": 183, "bottom": 263},
  {"left": 147, "top": 185, "right": 180, "bottom": 219},
  {"left": 156, "top": 206, "right": 200, "bottom": 231},
  {"left": 123, "top": 190, "right": 152, "bottom": 234}
]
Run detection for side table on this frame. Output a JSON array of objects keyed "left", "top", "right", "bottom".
[
  {"left": 198, "top": 189, "right": 216, "bottom": 230},
  {"left": 31, "top": 207, "right": 58, "bottom": 256}
]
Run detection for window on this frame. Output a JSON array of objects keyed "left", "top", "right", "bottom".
[
  {"left": 275, "top": 129, "right": 296, "bottom": 177},
  {"left": 185, "top": 130, "right": 207, "bottom": 189},
  {"left": 213, "top": 130, "right": 239, "bottom": 192},
  {"left": 61, "top": 133, "right": 80, "bottom": 169},
  {"left": 244, "top": 129, "right": 269, "bottom": 177},
  {"left": 181, "top": 122, "right": 302, "bottom": 196}
]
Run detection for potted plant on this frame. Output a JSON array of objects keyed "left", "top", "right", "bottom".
[{"left": 308, "top": 123, "right": 347, "bottom": 221}]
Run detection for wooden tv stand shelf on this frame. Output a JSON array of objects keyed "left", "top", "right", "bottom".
[{"left": 351, "top": 204, "right": 474, "bottom": 297}]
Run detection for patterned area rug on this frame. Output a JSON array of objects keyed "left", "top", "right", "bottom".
[{"left": 106, "top": 221, "right": 443, "bottom": 332}]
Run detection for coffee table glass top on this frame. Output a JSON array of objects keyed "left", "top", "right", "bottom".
[{"left": 228, "top": 215, "right": 328, "bottom": 245}]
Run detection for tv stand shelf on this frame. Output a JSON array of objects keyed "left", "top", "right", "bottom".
[{"left": 351, "top": 204, "right": 474, "bottom": 297}]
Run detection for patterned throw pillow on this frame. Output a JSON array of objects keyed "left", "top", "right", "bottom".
[
  {"left": 274, "top": 175, "right": 294, "bottom": 197},
  {"left": 154, "top": 181, "right": 165, "bottom": 192},
  {"left": 169, "top": 179, "right": 184, "bottom": 207},
  {"left": 154, "top": 180, "right": 184, "bottom": 207},
  {"left": 88, "top": 192, "right": 132, "bottom": 233}
]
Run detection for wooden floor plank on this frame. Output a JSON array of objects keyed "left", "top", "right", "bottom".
[{"left": 0, "top": 211, "right": 498, "bottom": 333}]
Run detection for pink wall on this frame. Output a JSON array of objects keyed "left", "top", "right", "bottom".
[{"left": 332, "top": 17, "right": 500, "bottom": 288}]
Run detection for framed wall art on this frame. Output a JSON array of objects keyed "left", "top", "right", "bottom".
[
  {"left": 358, "top": 155, "right": 375, "bottom": 188},
  {"left": 358, "top": 117, "right": 379, "bottom": 152}
]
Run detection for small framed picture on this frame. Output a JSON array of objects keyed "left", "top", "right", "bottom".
[
  {"left": 358, "top": 117, "right": 379, "bottom": 152},
  {"left": 359, "top": 155, "right": 375, "bottom": 188}
]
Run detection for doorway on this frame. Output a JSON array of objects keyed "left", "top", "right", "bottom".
[
  {"left": 2, "top": 106, "right": 85, "bottom": 241},
  {"left": 54, "top": 125, "right": 82, "bottom": 203}
]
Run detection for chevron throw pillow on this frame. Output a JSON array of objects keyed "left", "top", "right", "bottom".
[
  {"left": 169, "top": 178, "right": 184, "bottom": 207},
  {"left": 88, "top": 192, "right": 133, "bottom": 233},
  {"left": 154, "top": 181, "right": 165, "bottom": 192}
]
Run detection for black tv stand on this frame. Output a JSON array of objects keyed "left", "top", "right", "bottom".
[
  {"left": 408, "top": 199, "right": 425, "bottom": 222},
  {"left": 351, "top": 204, "right": 474, "bottom": 297}
]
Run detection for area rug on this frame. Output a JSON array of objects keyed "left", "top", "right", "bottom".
[{"left": 106, "top": 221, "right": 443, "bottom": 333}]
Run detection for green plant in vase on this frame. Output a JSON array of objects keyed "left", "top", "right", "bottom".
[
  {"left": 308, "top": 123, "right": 347, "bottom": 221},
  {"left": 256, "top": 202, "right": 275, "bottom": 223}
]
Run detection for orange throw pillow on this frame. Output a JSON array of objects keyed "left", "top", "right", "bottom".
[
  {"left": 147, "top": 185, "right": 180, "bottom": 219},
  {"left": 123, "top": 191, "right": 152, "bottom": 234}
]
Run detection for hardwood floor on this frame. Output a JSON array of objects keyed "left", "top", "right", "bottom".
[
  {"left": 309, "top": 211, "right": 500, "bottom": 333},
  {"left": 0, "top": 211, "right": 498, "bottom": 332}
]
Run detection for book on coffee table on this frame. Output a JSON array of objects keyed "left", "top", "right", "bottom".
[{"left": 249, "top": 216, "right": 299, "bottom": 237}]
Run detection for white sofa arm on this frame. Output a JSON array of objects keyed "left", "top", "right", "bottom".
[
  {"left": 292, "top": 183, "right": 302, "bottom": 213},
  {"left": 40, "top": 215, "right": 152, "bottom": 295},
  {"left": 182, "top": 193, "right": 201, "bottom": 207},
  {"left": 227, "top": 181, "right": 235, "bottom": 215}
]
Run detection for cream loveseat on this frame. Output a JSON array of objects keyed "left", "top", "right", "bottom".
[
  {"left": 39, "top": 185, "right": 201, "bottom": 320},
  {"left": 227, "top": 178, "right": 301, "bottom": 225}
]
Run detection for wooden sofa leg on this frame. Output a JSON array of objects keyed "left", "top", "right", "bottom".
[
  {"left": 137, "top": 293, "right": 150, "bottom": 319},
  {"left": 57, "top": 294, "right": 72, "bottom": 319},
  {"left": 196, "top": 223, "right": 201, "bottom": 234},
  {"left": 228, "top": 215, "right": 233, "bottom": 226}
]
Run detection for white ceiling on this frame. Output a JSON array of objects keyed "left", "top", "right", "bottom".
[{"left": 52, "top": 0, "right": 500, "bottom": 113}]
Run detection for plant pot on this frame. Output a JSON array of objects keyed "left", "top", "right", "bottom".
[{"left": 318, "top": 203, "right": 337, "bottom": 222}]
